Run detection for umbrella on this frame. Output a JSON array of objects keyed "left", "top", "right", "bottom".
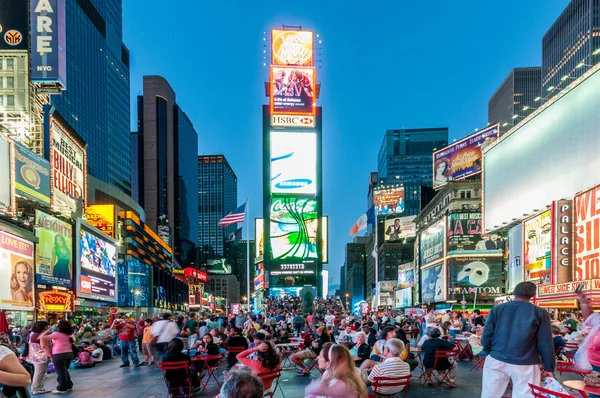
[{"left": 0, "top": 310, "right": 9, "bottom": 334}]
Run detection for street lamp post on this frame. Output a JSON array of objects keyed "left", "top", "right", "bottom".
[{"left": 345, "top": 293, "right": 350, "bottom": 311}]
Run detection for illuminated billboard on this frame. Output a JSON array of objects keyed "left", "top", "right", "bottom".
[
  {"left": 78, "top": 223, "right": 116, "bottom": 301},
  {"left": 448, "top": 212, "right": 502, "bottom": 253},
  {"left": 420, "top": 219, "right": 445, "bottom": 266},
  {"left": 50, "top": 117, "right": 86, "bottom": 216},
  {"left": 507, "top": 224, "right": 523, "bottom": 292},
  {"left": 35, "top": 210, "right": 72, "bottom": 287},
  {"left": 30, "top": 0, "right": 67, "bottom": 88},
  {"left": 0, "top": 230, "right": 35, "bottom": 310},
  {"left": 373, "top": 187, "right": 405, "bottom": 215},
  {"left": 85, "top": 205, "right": 115, "bottom": 238},
  {"left": 421, "top": 263, "right": 444, "bottom": 303},
  {"left": 270, "top": 132, "right": 316, "bottom": 194},
  {"left": 270, "top": 197, "right": 318, "bottom": 261},
  {"left": 384, "top": 216, "right": 415, "bottom": 241},
  {"left": 397, "top": 262, "right": 414, "bottom": 289},
  {"left": 270, "top": 66, "right": 316, "bottom": 115},
  {"left": 14, "top": 142, "right": 51, "bottom": 206},
  {"left": 523, "top": 210, "right": 552, "bottom": 283},
  {"left": 321, "top": 216, "right": 328, "bottom": 263},
  {"left": 0, "top": 136, "right": 13, "bottom": 214},
  {"left": 447, "top": 257, "right": 503, "bottom": 299},
  {"left": 259, "top": 216, "right": 327, "bottom": 263},
  {"left": 1, "top": 0, "right": 29, "bottom": 50},
  {"left": 575, "top": 185, "right": 600, "bottom": 281},
  {"left": 433, "top": 125, "right": 498, "bottom": 189},
  {"left": 255, "top": 218, "right": 264, "bottom": 259},
  {"left": 271, "top": 30, "right": 313, "bottom": 66}
]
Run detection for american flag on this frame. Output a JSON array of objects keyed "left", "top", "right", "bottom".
[{"left": 218, "top": 203, "right": 246, "bottom": 227}]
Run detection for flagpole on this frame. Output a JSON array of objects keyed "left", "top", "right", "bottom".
[
  {"left": 246, "top": 198, "right": 250, "bottom": 313},
  {"left": 374, "top": 209, "right": 379, "bottom": 308}
]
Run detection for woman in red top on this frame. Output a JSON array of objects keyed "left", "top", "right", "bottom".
[{"left": 236, "top": 342, "right": 281, "bottom": 390}]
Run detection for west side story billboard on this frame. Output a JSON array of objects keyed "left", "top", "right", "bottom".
[{"left": 30, "top": 0, "right": 67, "bottom": 88}]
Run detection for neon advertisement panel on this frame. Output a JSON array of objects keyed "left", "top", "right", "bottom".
[
  {"left": 271, "top": 29, "right": 313, "bottom": 66},
  {"left": 270, "top": 66, "right": 316, "bottom": 115},
  {"left": 270, "top": 197, "right": 318, "bottom": 262},
  {"left": 270, "top": 132, "right": 316, "bottom": 194}
]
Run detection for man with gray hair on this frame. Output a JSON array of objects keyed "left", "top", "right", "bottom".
[
  {"left": 362, "top": 338, "right": 410, "bottom": 396},
  {"left": 219, "top": 369, "right": 264, "bottom": 398},
  {"left": 481, "top": 281, "right": 555, "bottom": 397}
]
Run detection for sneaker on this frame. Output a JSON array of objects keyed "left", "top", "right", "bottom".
[
  {"left": 51, "top": 391, "right": 67, "bottom": 394},
  {"left": 139, "top": 361, "right": 147, "bottom": 366},
  {"left": 32, "top": 389, "right": 51, "bottom": 395},
  {"left": 119, "top": 363, "right": 130, "bottom": 368}
]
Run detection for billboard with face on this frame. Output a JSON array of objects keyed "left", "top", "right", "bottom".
[
  {"left": 433, "top": 125, "right": 499, "bottom": 189},
  {"left": 523, "top": 210, "right": 552, "bottom": 283},
  {"left": 271, "top": 30, "right": 313, "bottom": 66},
  {"left": 14, "top": 143, "right": 51, "bottom": 206},
  {"left": 575, "top": 185, "right": 600, "bottom": 281},
  {"left": 78, "top": 225, "right": 116, "bottom": 301},
  {"left": 0, "top": 230, "right": 35, "bottom": 310},
  {"left": 373, "top": 187, "right": 405, "bottom": 215},
  {"left": 448, "top": 212, "right": 502, "bottom": 253},
  {"left": 270, "top": 197, "right": 318, "bottom": 262},
  {"left": 420, "top": 219, "right": 445, "bottom": 266},
  {"left": 35, "top": 210, "right": 73, "bottom": 287},
  {"left": 270, "top": 132, "right": 316, "bottom": 194},
  {"left": 421, "top": 263, "right": 444, "bottom": 303},
  {"left": 384, "top": 216, "right": 415, "bottom": 242},
  {"left": 50, "top": 118, "right": 86, "bottom": 216},
  {"left": 448, "top": 257, "right": 503, "bottom": 299},
  {"left": 270, "top": 66, "right": 315, "bottom": 115}
]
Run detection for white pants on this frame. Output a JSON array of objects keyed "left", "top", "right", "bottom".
[{"left": 481, "top": 355, "right": 541, "bottom": 398}]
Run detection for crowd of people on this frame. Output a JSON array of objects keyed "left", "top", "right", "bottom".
[{"left": 2, "top": 283, "right": 599, "bottom": 397}]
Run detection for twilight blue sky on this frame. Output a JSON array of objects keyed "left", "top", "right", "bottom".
[{"left": 123, "top": 0, "right": 568, "bottom": 286}]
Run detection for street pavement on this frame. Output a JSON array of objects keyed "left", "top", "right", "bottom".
[{"left": 38, "top": 356, "right": 576, "bottom": 397}]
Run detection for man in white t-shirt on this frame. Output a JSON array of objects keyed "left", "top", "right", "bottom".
[
  {"left": 91, "top": 343, "right": 104, "bottom": 363},
  {"left": 424, "top": 308, "right": 439, "bottom": 329},
  {"left": 151, "top": 313, "right": 180, "bottom": 362},
  {"left": 324, "top": 311, "right": 335, "bottom": 327}
]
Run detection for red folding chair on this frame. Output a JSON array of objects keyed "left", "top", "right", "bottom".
[
  {"left": 422, "top": 350, "right": 456, "bottom": 388},
  {"left": 564, "top": 343, "right": 579, "bottom": 363},
  {"left": 529, "top": 383, "right": 575, "bottom": 398},
  {"left": 369, "top": 375, "right": 411, "bottom": 398},
  {"left": 470, "top": 352, "right": 486, "bottom": 371},
  {"left": 307, "top": 356, "right": 325, "bottom": 374},
  {"left": 257, "top": 368, "right": 282, "bottom": 398},
  {"left": 158, "top": 361, "right": 193, "bottom": 398}
]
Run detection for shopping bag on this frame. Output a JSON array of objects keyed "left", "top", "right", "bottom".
[{"left": 542, "top": 376, "right": 567, "bottom": 396}]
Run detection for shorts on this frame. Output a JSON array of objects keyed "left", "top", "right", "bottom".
[
  {"left": 294, "top": 349, "right": 317, "bottom": 360},
  {"left": 142, "top": 343, "right": 155, "bottom": 356}
]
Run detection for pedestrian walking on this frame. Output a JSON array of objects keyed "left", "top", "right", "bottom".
[{"left": 40, "top": 320, "right": 75, "bottom": 394}]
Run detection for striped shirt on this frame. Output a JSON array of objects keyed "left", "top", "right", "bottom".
[{"left": 368, "top": 357, "right": 410, "bottom": 395}]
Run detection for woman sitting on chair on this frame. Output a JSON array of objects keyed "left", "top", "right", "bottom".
[
  {"left": 421, "top": 328, "right": 458, "bottom": 388},
  {"left": 163, "top": 338, "right": 200, "bottom": 393},
  {"left": 236, "top": 341, "right": 281, "bottom": 390}
]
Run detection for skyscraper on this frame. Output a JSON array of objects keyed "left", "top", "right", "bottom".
[
  {"left": 133, "top": 76, "right": 199, "bottom": 268},
  {"left": 345, "top": 237, "right": 367, "bottom": 308},
  {"left": 488, "top": 67, "right": 542, "bottom": 135},
  {"left": 197, "top": 155, "right": 238, "bottom": 266},
  {"left": 378, "top": 128, "right": 448, "bottom": 215},
  {"left": 542, "top": 0, "right": 600, "bottom": 99},
  {"left": 50, "top": 0, "right": 131, "bottom": 195}
]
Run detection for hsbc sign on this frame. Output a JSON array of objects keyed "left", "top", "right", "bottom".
[{"left": 271, "top": 115, "right": 314, "bottom": 128}]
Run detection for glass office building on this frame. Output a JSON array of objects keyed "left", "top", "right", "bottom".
[
  {"left": 198, "top": 155, "right": 238, "bottom": 266},
  {"left": 174, "top": 106, "right": 199, "bottom": 267},
  {"left": 378, "top": 128, "right": 448, "bottom": 216},
  {"left": 50, "top": 0, "right": 131, "bottom": 195}
]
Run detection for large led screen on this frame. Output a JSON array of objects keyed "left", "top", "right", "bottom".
[
  {"left": 420, "top": 219, "right": 445, "bottom": 266},
  {"left": 270, "top": 66, "right": 315, "bottom": 115},
  {"left": 421, "top": 263, "right": 444, "bottom": 303},
  {"left": 483, "top": 66, "right": 600, "bottom": 233},
  {"left": 35, "top": 210, "right": 73, "bottom": 287},
  {"left": 447, "top": 257, "right": 503, "bottom": 300},
  {"left": 574, "top": 185, "right": 600, "bottom": 281},
  {"left": 433, "top": 125, "right": 498, "bottom": 189},
  {"left": 523, "top": 210, "right": 552, "bottom": 283},
  {"left": 448, "top": 212, "right": 502, "bottom": 253},
  {"left": 271, "top": 30, "right": 313, "bottom": 66},
  {"left": 79, "top": 226, "right": 116, "bottom": 301},
  {"left": 270, "top": 132, "right": 316, "bottom": 194},
  {"left": 270, "top": 197, "right": 318, "bottom": 261},
  {"left": 259, "top": 216, "right": 327, "bottom": 263}
]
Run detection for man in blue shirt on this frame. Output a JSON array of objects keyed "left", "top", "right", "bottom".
[{"left": 480, "top": 281, "right": 555, "bottom": 397}]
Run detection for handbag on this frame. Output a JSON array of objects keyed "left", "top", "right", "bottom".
[{"left": 584, "top": 371, "right": 600, "bottom": 388}]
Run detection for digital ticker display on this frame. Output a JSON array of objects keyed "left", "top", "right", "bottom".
[{"left": 270, "top": 197, "right": 318, "bottom": 261}]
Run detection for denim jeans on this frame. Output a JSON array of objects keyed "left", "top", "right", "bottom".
[
  {"left": 591, "top": 365, "right": 600, "bottom": 398},
  {"left": 52, "top": 352, "right": 73, "bottom": 392},
  {"left": 121, "top": 340, "right": 139, "bottom": 365}
]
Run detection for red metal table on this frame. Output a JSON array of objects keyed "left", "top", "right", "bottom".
[{"left": 192, "top": 354, "right": 223, "bottom": 395}]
